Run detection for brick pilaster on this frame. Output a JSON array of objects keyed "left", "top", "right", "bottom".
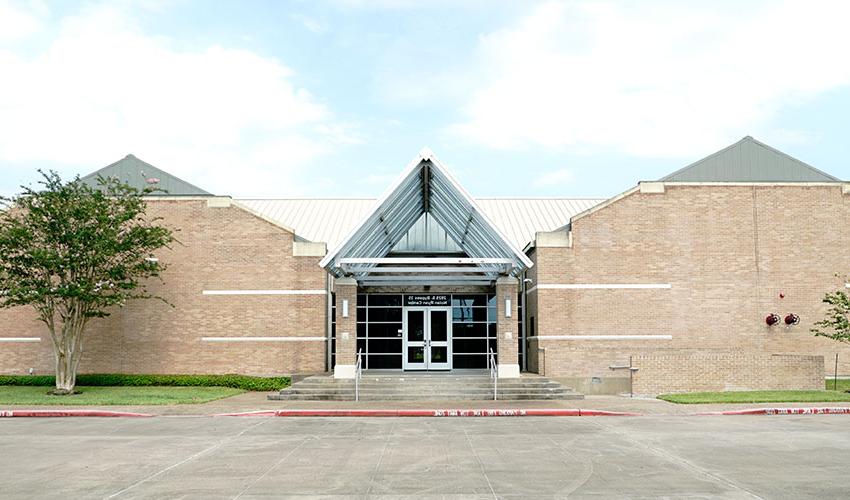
[
  {"left": 496, "top": 276, "right": 520, "bottom": 378},
  {"left": 333, "top": 278, "right": 358, "bottom": 378}
]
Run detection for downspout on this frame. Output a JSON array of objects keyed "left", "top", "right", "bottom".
[
  {"left": 521, "top": 269, "right": 528, "bottom": 373},
  {"left": 326, "top": 273, "right": 333, "bottom": 372}
]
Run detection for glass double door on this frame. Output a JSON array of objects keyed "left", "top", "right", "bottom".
[{"left": 403, "top": 307, "right": 452, "bottom": 370}]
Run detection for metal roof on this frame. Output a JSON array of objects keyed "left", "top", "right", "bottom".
[
  {"left": 81, "top": 154, "right": 213, "bottom": 196},
  {"left": 235, "top": 197, "right": 602, "bottom": 249},
  {"left": 661, "top": 136, "right": 841, "bottom": 182},
  {"left": 315, "top": 149, "right": 538, "bottom": 280}
]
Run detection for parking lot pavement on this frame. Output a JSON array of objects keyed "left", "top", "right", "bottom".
[
  {"left": 1, "top": 415, "right": 849, "bottom": 499},
  {"left": 8, "top": 391, "right": 850, "bottom": 416}
]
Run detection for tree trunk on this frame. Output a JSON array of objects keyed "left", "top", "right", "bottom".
[
  {"left": 53, "top": 350, "right": 76, "bottom": 395},
  {"left": 51, "top": 304, "right": 85, "bottom": 395}
]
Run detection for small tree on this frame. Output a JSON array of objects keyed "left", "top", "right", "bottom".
[
  {"left": 811, "top": 288, "right": 850, "bottom": 344},
  {"left": 0, "top": 171, "right": 174, "bottom": 394}
]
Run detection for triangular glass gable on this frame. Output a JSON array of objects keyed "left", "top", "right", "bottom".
[
  {"left": 390, "top": 213, "right": 462, "bottom": 253},
  {"left": 320, "top": 150, "right": 533, "bottom": 283}
]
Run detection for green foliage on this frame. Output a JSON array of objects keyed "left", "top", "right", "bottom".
[
  {"left": 812, "top": 289, "right": 850, "bottom": 344},
  {"left": 0, "top": 374, "right": 291, "bottom": 391},
  {"left": 0, "top": 386, "right": 244, "bottom": 405},
  {"left": 0, "top": 171, "right": 174, "bottom": 317},
  {"left": 0, "top": 171, "right": 175, "bottom": 393},
  {"left": 658, "top": 388, "right": 850, "bottom": 404}
]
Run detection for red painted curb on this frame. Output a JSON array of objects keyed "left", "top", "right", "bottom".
[
  {"left": 694, "top": 407, "right": 850, "bottom": 416},
  {"left": 0, "top": 410, "right": 154, "bottom": 418},
  {"left": 213, "top": 409, "right": 641, "bottom": 417}
]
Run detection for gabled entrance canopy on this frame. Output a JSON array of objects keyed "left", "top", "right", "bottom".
[{"left": 320, "top": 149, "right": 533, "bottom": 286}]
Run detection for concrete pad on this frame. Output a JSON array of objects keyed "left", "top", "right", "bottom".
[{"left": 2, "top": 416, "right": 850, "bottom": 498}]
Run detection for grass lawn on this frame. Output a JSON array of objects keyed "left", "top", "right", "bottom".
[
  {"left": 659, "top": 380, "right": 850, "bottom": 404},
  {"left": 0, "top": 386, "right": 244, "bottom": 405}
]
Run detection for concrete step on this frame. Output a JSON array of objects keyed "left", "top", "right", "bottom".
[
  {"left": 281, "top": 390, "right": 575, "bottom": 397},
  {"left": 269, "top": 392, "right": 584, "bottom": 401},
  {"left": 269, "top": 373, "right": 584, "bottom": 401},
  {"left": 287, "top": 382, "right": 568, "bottom": 390}
]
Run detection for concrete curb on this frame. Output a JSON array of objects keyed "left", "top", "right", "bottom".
[
  {"left": 694, "top": 407, "right": 850, "bottom": 416},
  {"left": 0, "top": 410, "right": 154, "bottom": 418},
  {"left": 212, "top": 409, "right": 643, "bottom": 417}
]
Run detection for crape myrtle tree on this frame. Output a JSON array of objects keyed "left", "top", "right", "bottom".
[
  {"left": 0, "top": 171, "right": 174, "bottom": 394},
  {"left": 811, "top": 281, "right": 850, "bottom": 344}
]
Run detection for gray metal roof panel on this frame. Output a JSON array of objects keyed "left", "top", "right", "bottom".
[
  {"left": 661, "top": 136, "right": 840, "bottom": 182},
  {"left": 237, "top": 197, "right": 604, "bottom": 249},
  {"left": 81, "top": 154, "right": 212, "bottom": 196}
]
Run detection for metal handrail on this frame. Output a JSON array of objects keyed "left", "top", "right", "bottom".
[
  {"left": 355, "top": 349, "right": 363, "bottom": 402},
  {"left": 488, "top": 348, "right": 497, "bottom": 401}
]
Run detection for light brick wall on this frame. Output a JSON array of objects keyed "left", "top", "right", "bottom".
[
  {"left": 496, "top": 278, "right": 519, "bottom": 366},
  {"left": 333, "top": 279, "right": 358, "bottom": 367},
  {"left": 0, "top": 199, "right": 328, "bottom": 376},
  {"left": 530, "top": 184, "right": 850, "bottom": 385},
  {"left": 632, "top": 353, "right": 824, "bottom": 395}
]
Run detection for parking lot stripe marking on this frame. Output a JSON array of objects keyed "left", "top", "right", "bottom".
[{"left": 104, "top": 417, "right": 271, "bottom": 499}]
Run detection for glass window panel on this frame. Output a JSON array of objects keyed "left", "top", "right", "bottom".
[
  {"left": 369, "top": 308, "right": 402, "bottom": 322},
  {"left": 407, "top": 311, "right": 425, "bottom": 342},
  {"left": 453, "top": 338, "right": 488, "bottom": 354},
  {"left": 356, "top": 324, "right": 366, "bottom": 338},
  {"left": 367, "top": 323, "right": 402, "bottom": 338},
  {"left": 430, "top": 310, "right": 447, "bottom": 342},
  {"left": 451, "top": 294, "right": 488, "bottom": 307},
  {"left": 488, "top": 324, "right": 497, "bottom": 337},
  {"left": 488, "top": 307, "right": 497, "bottom": 322},
  {"left": 487, "top": 294, "right": 496, "bottom": 307},
  {"left": 369, "top": 338, "right": 402, "bottom": 354},
  {"left": 368, "top": 294, "right": 402, "bottom": 307},
  {"left": 452, "top": 307, "right": 488, "bottom": 322},
  {"left": 356, "top": 338, "right": 366, "bottom": 353},
  {"left": 452, "top": 323, "right": 489, "bottom": 338},
  {"left": 357, "top": 294, "right": 366, "bottom": 304},
  {"left": 356, "top": 307, "right": 366, "bottom": 322},
  {"left": 452, "top": 354, "right": 487, "bottom": 369},
  {"left": 369, "top": 355, "right": 402, "bottom": 369},
  {"left": 430, "top": 346, "right": 448, "bottom": 363},
  {"left": 407, "top": 346, "right": 425, "bottom": 363}
]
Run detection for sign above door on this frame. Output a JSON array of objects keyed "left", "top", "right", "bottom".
[{"left": 404, "top": 294, "right": 450, "bottom": 307}]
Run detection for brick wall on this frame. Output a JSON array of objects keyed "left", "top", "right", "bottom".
[
  {"left": 530, "top": 183, "right": 850, "bottom": 387},
  {"left": 0, "top": 198, "right": 328, "bottom": 376},
  {"left": 632, "top": 353, "right": 824, "bottom": 395}
]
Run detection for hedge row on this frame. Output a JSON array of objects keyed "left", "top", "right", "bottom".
[{"left": 0, "top": 374, "right": 290, "bottom": 391}]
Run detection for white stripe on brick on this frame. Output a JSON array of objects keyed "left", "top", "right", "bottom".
[
  {"left": 201, "top": 336, "right": 327, "bottom": 342},
  {"left": 528, "top": 283, "right": 671, "bottom": 293},
  {"left": 529, "top": 335, "right": 672, "bottom": 341},
  {"left": 0, "top": 337, "right": 41, "bottom": 343},
  {"left": 202, "top": 290, "right": 327, "bottom": 296}
]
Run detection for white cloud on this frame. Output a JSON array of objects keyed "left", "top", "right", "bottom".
[
  {"left": 532, "top": 168, "right": 573, "bottom": 188},
  {"left": 449, "top": 0, "right": 850, "bottom": 158},
  {"left": 0, "top": 4, "right": 352, "bottom": 196},
  {"left": 291, "top": 14, "right": 327, "bottom": 34},
  {"left": 0, "top": 0, "right": 45, "bottom": 40}
]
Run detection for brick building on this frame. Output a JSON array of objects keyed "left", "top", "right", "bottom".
[{"left": 1, "top": 137, "right": 847, "bottom": 394}]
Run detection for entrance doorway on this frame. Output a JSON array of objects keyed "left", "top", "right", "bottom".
[{"left": 403, "top": 307, "right": 452, "bottom": 370}]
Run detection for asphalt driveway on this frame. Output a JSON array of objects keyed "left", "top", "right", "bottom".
[{"left": 1, "top": 415, "right": 847, "bottom": 498}]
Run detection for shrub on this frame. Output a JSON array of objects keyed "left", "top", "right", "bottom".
[{"left": 0, "top": 374, "right": 290, "bottom": 391}]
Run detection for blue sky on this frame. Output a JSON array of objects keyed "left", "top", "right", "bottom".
[{"left": 1, "top": 0, "right": 849, "bottom": 199}]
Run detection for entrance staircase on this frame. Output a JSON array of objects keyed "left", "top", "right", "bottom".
[{"left": 269, "top": 372, "right": 584, "bottom": 401}]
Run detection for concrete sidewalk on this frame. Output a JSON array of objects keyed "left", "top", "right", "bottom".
[{"left": 3, "top": 391, "right": 850, "bottom": 416}]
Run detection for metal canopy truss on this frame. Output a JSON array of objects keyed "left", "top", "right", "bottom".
[{"left": 320, "top": 150, "right": 533, "bottom": 285}]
